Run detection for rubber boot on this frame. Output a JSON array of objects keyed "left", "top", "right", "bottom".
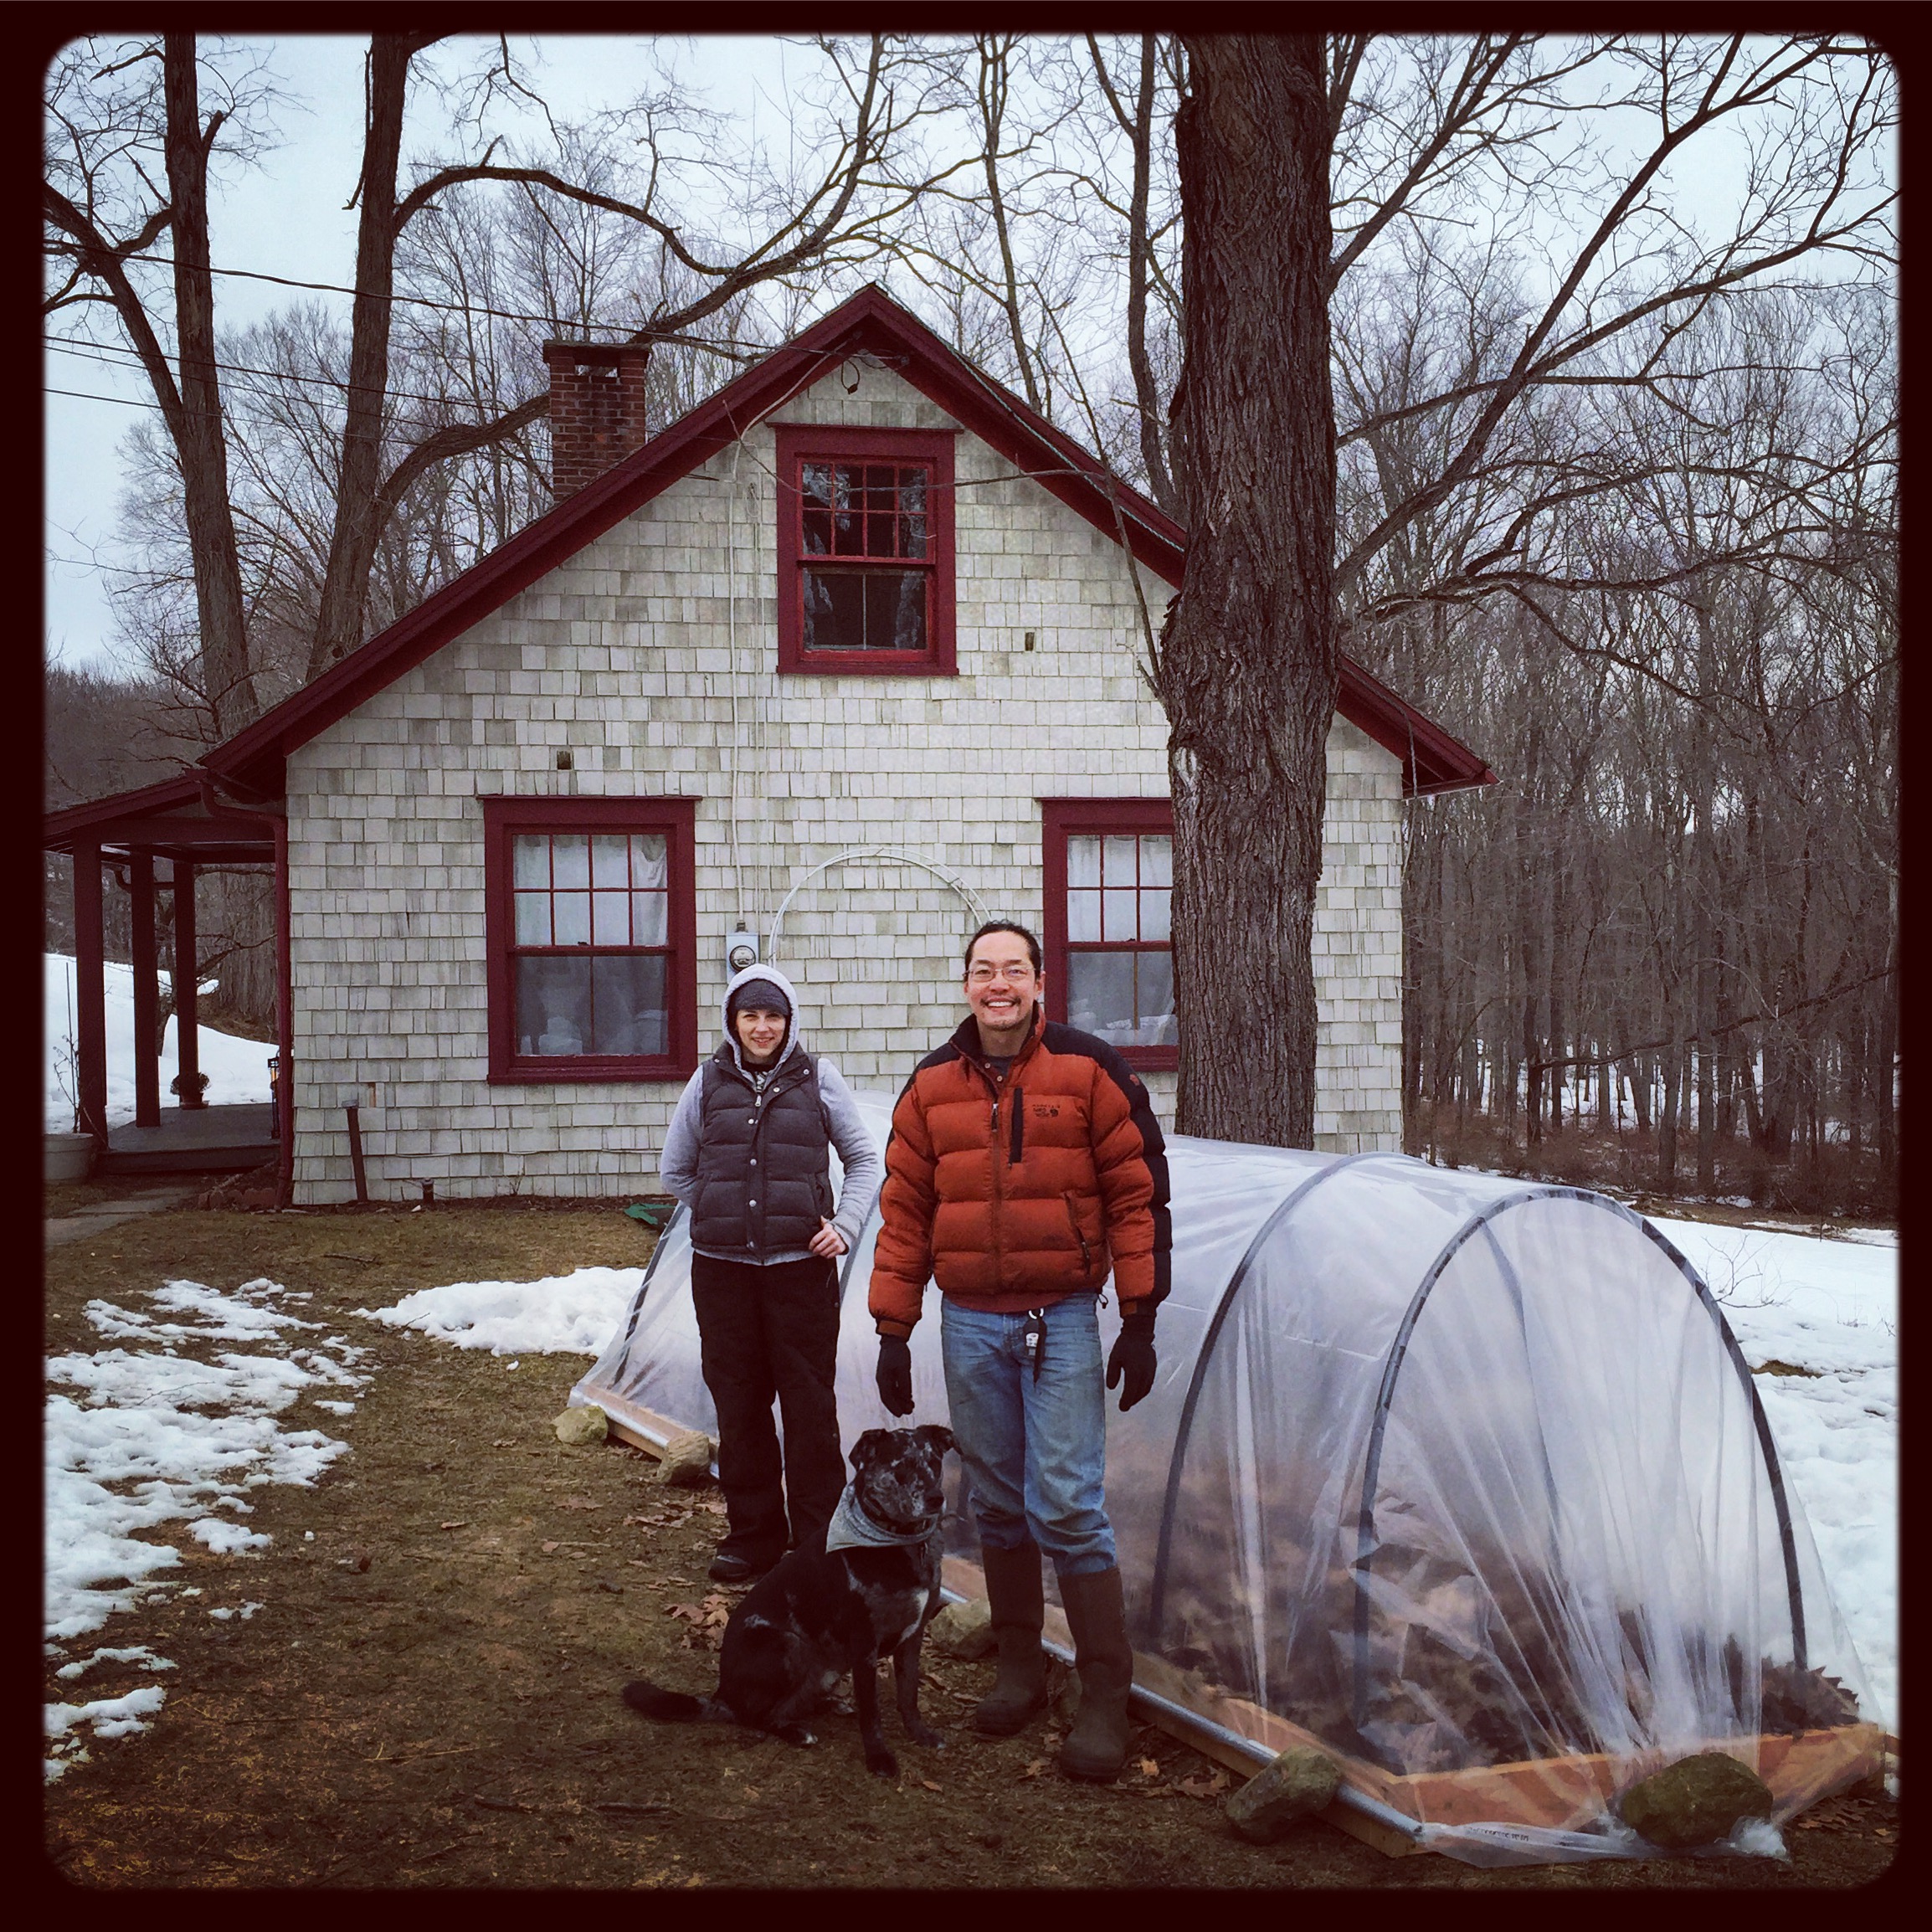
[
  {"left": 971, "top": 1540, "right": 1048, "bottom": 1735},
  {"left": 1056, "top": 1565, "right": 1134, "bottom": 1780}
]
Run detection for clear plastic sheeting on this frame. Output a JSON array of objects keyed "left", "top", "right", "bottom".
[{"left": 575, "top": 1096, "right": 1881, "bottom": 1863}]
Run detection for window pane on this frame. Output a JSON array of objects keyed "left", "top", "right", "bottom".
[
  {"left": 516, "top": 954, "right": 592, "bottom": 1056},
  {"left": 631, "top": 891, "right": 668, "bottom": 947},
  {"left": 552, "top": 891, "right": 591, "bottom": 946},
  {"left": 1067, "top": 837, "right": 1101, "bottom": 888},
  {"left": 592, "top": 890, "right": 630, "bottom": 945},
  {"left": 802, "top": 568, "right": 926, "bottom": 651},
  {"left": 1102, "top": 888, "right": 1138, "bottom": 942},
  {"left": 1135, "top": 952, "right": 1176, "bottom": 1045},
  {"left": 801, "top": 464, "right": 833, "bottom": 555},
  {"left": 629, "top": 833, "right": 667, "bottom": 888},
  {"left": 514, "top": 891, "right": 551, "bottom": 946},
  {"left": 1142, "top": 887, "right": 1172, "bottom": 943},
  {"left": 1141, "top": 835, "right": 1172, "bottom": 887},
  {"left": 879, "top": 571, "right": 927, "bottom": 652},
  {"left": 901, "top": 469, "right": 928, "bottom": 558},
  {"left": 803, "top": 568, "right": 863, "bottom": 650},
  {"left": 1066, "top": 951, "right": 1136, "bottom": 1040},
  {"left": 591, "top": 954, "right": 668, "bottom": 1056},
  {"left": 1067, "top": 889, "right": 1101, "bottom": 943},
  {"left": 592, "top": 834, "right": 629, "bottom": 888},
  {"left": 1102, "top": 835, "right": 1138, "bottom": 886},
  {"left": 551, "top": 834, "right": 589, "bottom": 889},
  {"left": 513, "top": 835, "right": 549, "bottom": 888}
]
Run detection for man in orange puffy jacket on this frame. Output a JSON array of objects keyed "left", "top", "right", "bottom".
[{"left": 870, "top": 918, "right": 1169, "bottom": 1781}]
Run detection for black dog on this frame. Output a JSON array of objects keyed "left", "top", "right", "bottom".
[{"left": 622, "top": 1425, "right": 954, "bottom": 1776}]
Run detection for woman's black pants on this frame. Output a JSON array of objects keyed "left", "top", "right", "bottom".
[{"left": 689, "top": 1252, "right": 845, "bottom": 1567}]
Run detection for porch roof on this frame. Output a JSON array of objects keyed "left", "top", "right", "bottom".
[{"left": 43, "top": 772, "right": 277, "bottom": 864}]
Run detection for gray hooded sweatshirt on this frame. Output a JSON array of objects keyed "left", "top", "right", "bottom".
[{"left": 657, "top": 962, "right": 883, "bottom": 1266}]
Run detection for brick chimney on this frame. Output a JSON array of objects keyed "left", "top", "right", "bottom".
[{"left": 542, "top": 340, "right": 652, "bottom": 500}]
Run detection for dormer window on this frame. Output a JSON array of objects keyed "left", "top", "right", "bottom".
[{"left": 775, "top": 425, "right": 957, "bottom": 676}]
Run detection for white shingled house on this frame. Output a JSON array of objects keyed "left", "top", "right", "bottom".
[{"left": 48, "top": 285, "right": 1493, "bottom": 1202}]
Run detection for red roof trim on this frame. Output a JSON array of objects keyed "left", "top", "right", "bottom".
[{"left": 198, "top": 283, "right": 1493, "bottom": 799}]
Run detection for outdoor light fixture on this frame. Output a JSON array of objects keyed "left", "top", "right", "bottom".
[{"left": 726, "top": 930, "right": 759, "bottom": 973}]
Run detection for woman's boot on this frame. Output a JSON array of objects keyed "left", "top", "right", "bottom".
[
  {"left": 1056, "top": 1565, "right": 1133, "bottom": 1780},
  {"left": 971, "top": 1541, "right": 1048, "bottom": 1734}
]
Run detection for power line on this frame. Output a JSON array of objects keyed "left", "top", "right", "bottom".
[
  {"left": 47, "top": 333, "right": 541, "bottom": 424},
  {"left": 88, "top": 244, "right": 780, "bottom": 358}
]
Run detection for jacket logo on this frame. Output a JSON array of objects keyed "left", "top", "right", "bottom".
[{"left": 1032, "top": 1103, "right": 1059, "bottom": 1118}]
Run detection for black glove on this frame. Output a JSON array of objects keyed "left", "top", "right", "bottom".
[
  {"left": 876, "top": 1333, "right": 915, "bottom": 1416},
  {"left": 1106, "top": 1312, "right": 1157, "bottom": 1412}
]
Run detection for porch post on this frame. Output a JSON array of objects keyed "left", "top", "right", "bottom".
[
  {"left": 172, "top": 860, "right": 205, "bottom": 1108},
  {"left": 130, "top": 850, "right": 160, "bottom": 1127},
  {"left": 73, "top": 840, "right": 109, "bottom": 1143},
  {"left": 275, "top": 816, "right": 294, "bottom": 1205}
]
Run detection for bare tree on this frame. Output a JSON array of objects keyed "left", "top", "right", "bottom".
[
  {"left": 46, "top": 32, "right": 962, "bottom": 722},
  {"left": 1155, "top": 31, "right": 1892, "bottom": 1146}
]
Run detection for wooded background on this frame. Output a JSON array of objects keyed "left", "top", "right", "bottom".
[{"left": 44, "top": 33, "right": 1896, "bottom": 1208}]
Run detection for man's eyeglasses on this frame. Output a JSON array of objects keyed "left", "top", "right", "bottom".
[{"left": 967, "top": 963, "right": 1036, "bottom": 984}]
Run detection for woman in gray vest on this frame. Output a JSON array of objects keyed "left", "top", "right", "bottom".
[{"left": 659, "top": 963, "right": 882, "bottom": 1584}]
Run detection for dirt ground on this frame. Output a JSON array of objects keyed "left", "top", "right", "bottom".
[{"left": 43, "top": 1196, "right": 1900, "bottom": 1891}]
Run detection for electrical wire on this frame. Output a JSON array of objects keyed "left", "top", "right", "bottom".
[{"left": 59, "top": 244, "right": 783, "bottom": 357}]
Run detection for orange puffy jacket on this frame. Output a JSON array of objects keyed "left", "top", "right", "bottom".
[{"left": 869, "top": 1010, "right": 1171, "bottom": 1338}]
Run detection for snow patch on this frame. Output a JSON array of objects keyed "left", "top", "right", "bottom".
[{"left": 357, "top": 1266, "right": 640, "bottom": 1357}]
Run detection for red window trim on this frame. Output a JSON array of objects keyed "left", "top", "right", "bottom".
[
  {"left": 481, "top": 794, "right": 699, "bottom": 1084},
  {"left": 773, "top": 424, "right": 958, "bottom": 676},
  {"left": 1039, "top": 796, "right": 1178, "bottom": 1073}
]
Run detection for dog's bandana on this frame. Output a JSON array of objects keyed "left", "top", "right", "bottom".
[{"left": 824, "top": 1481, "right": 943, "bottom": 1557}]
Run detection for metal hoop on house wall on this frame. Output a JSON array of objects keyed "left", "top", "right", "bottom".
[{"left": 764, "top": 847, "right": 991, "bottom": 967}]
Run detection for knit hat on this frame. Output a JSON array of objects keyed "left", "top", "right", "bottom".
[{"left": 726, "top": 974, "right": 793, "bottom": 1023}]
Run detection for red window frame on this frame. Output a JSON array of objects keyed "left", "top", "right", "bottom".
[
  {"left": 482, "top": 794, "right": 699, "bottom": 1083},
  {"left": 774, "top": 424, "right": 957, "bottom": 676},
  {"left": 1041, "top": 797, "right": 1178, "bottom": 1073}
]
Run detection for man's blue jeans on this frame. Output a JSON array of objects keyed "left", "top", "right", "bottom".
[{"left": 940, "top": 1294, "right": 1117, "bottom": 1578}]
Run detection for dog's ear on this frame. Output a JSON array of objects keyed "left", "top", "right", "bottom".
[
  {"left": 849, "top": 1428, "right": 893, "bottom": 1472},
  {"left": 914, "top": 1425, "right": 955, "bottom": 1460}
]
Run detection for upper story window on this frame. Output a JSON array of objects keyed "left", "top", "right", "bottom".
[
  {"left": 481, "top": 795, "right": 698, "bottom": 1083},
  {"left": 1041, "top": 798, "right": 1178, "bottom": 1071},
  {"left": 774, "top": 424, "right": 957, "bottom": 676}
]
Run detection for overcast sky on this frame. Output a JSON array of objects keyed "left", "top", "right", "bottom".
[{"left": 44, "top": 33, "right": 807, "bottom": 672}]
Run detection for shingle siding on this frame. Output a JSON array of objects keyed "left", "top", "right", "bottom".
[{"left": 286, "top": 364, "right": 1404, "bottom": 1200}]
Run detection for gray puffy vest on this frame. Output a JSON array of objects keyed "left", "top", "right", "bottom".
[{"left": 689, "top": 1046, "right": 834, "bottom": 1258}]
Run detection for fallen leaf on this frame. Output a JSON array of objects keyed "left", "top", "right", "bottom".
[
  {"left": 541, "top": 1540, "right": 561, "bottom": 1554},
  {"left": 1137, "top": 1756, "right": 1160, "bottom": 1778},
  {"left": 1175, "top": 1772, "right": 1229, "bottom": 1800},
  {"left": 1017, "top": 1758, "right": 1046, "bottom": 1780},
  {"left": 439, "top": 1521, "right": 468, "bottom": 1531},
  {"left": 558, "top": 1496, "right": 600, "bottom": 1512},
  {"left": 667, "top": 1603, "right": 704, "bottom": 1622},
  {"left": 491, "top": 1439, "right": 516, "bottom": 1448},
  {"left": 920, "top": 1780, "right": 942, "bottom": 1792}
]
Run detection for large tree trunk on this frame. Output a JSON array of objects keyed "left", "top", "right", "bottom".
[
  {"left": 310, "top": 36, "right": 419, "bottom": 674},
  {"left": 163, "top": 36, "right": 254, "bottom": 733},
  {"left": 1159, "top": 36, "right": 1336, "bottom": 1147}
]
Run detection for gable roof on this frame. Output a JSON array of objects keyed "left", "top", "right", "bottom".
[{"left": 200, "top": 283, "right": 1494, "bottom": 801}]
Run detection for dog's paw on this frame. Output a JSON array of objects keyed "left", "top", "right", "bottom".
[
  {"left": 773, "top": 1723, "right": 818, "bottom": 1747},
  {"left": 866, "top": 1748, "right": 900, "bottom": 1778},
  {"left": 905, "top": 1721, "right": 945, "bottom": 1749}
]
